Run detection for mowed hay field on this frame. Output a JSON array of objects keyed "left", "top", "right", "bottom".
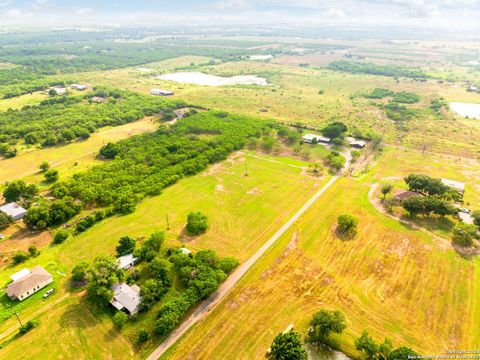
[
  {"left": 0, "top": 117, "right": 158, "bottom": 183},
  {"left": 164, "top": 152, "right": 480, "bottom": 359},
  {"left": 0, "top": 153, "right": 327, "bottom": 359}
]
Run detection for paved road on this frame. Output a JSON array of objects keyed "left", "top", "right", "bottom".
[{"left": 147, "top": 155, "right": 350, "bottom": 360}]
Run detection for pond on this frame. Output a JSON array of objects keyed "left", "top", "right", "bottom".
[
  {"left": 449, "top": 102, "right": 480, "bottom": 119},
  {"left": 306, "top": 343, "right": 351, "bottom": 360},
  {"left": 155, "top": 71, "right": 268, "bottom": 86}
]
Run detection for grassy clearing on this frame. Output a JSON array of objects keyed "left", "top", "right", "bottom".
[
  {"left": 0, "top": 92, "right": 47, "bottom": 111},
  {"left": 0, "top": 117, "right": 158, "bottom": 184},
  {"left": 164, "top": 161, "right": 480, "bottom": 358},
  {"left": 0, "top": 152, "right": 327, "bottom": 358}
]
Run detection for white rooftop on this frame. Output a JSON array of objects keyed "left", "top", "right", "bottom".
[
  {"left": 0, "top": 202, "right": 27, "bottom": 219},
  {"left": 116, "top": 254, "right": 138, "bottom": 269},
  {"left": 10, "top": 268, "right": 31, "bottom": 282},
  {"left": 441, "top": 178, "right": 465, "bottom": 192},
  {"left": 111, "top": 283, "right": 141, "bottom": 315},
  {"left": 302, "top": 134, "right": 331, "bottom": 143}
]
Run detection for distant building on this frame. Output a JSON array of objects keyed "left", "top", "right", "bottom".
[
  {"left": 70, "top": 84, "right": 89, "bottom": 91},
  {"left": 91, "top": 96, "right": 107, "bottom": 103},
  {"left": 441, "top": 178, "right": 465, "bottom": 195},
  {"left": 0, "top": 202, "right": 27, "bottom": 221},
  {"left": 347, "top": 137, "right": 367, "bottom": 149},
  {"left": 393, "top": 189, "right": 423, "bottom": 201},
  {"left": 116, "top": 254, "right": 138, "bottom": 270},
  {"left": 110, "top": 283, "right": 141, "bottom": 315},
  {"left": 302, "top": 134, "right": 331, "bottom": 144},
  {"left": 179, "top": 247, "right": 192, "bottom": 255},
  {"left": 49, "top": 87, "right": 66, "bottom": 95},
  {"left": 150, "top": 88, "right": 174, "bottom": 96},
  {"left": 6, "top": 266, "right": 53, "bottom": 301}
]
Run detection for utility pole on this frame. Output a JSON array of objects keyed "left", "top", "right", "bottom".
[
  {"left": 165, "top": 214, "right": 170, "bottom": 230},
  {"left": 14, "top": 312, "right": 22, "bottom": 327},
  {"left": 244, "top": 163, "right": 248, "bottom": 177}
]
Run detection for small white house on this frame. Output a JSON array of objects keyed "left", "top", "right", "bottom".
[
  {"left": 150, "top": 88, "right": 174, "bottom": 96},
  {"left": 302, "top": 134, "right": 331, "bottom": 144},
  {"left": 49, "top": 87, "right": 66, "bottom": 95},
  {"left": 116, "top": 254, "right": 138, "bottom": 270},
  {"left": 110, "top": 283, "right": 141, "bottom": 315},
  {"left": 70, "top": 84, "right": 89, "bottom": 91},
  {"left": 0, "top": 202, "right": 28, "bottom": 221}
]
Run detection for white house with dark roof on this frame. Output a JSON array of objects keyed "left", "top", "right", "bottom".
[
  {"left": 6, "top": 266, "right": 53, "bottom": 301},
  {"left": 110, "top": 283, "right": 141, "bottom": 315},
  {"left": 0, "top": 202, "right": 27, "bottom": 221}
]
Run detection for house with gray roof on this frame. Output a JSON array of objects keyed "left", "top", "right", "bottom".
[
  {"left": 0, "top": 202, "right": 27, "bottom": 221},
  {"left": 110, "top": 283, "right": 141, "bottom": 315},
  {"left": 6, "top": 266, "right": 53, "bottom": 301}
]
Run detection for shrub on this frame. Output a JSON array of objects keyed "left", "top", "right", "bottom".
[
  {"left": 186, "top": 212, "right": 208, "bottom": 236},
  {"left": 137, "top": 329, "right": 150, "bottom": 343},
  {"left": 452, "top": 223, "right": 479, "bottom": 247},
  {"left": 0, "top": 212, "right": 12, "bottom": 230},
  {"left": 337, "top": 214, "right": 358, "bottom": 237},
  {"left": 71, "top": 261, "right": 90, "bottom": 283},
  {"left": 112, "top": 311, "right": 128, "bottom": 329},
  {"left": 12, "top": 251, "right": 29, "bottom": 264},
  {"left": 44, "top": 169, "right": 59, "bottom": 183},
  {"left": 19, "top": 320, "right": 39, "bottom": 335},
  {"left": 53, "top": 229, "right": 70, "bottom": 244}
]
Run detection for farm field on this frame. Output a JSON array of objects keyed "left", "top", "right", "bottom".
[
  {"left": 163, "top": 149, "right": 480, "bottom": 359},
  {"left": 0, "top": 151, "right": 328, "bottom": 358},
  {"left": 74, "top": 56, "right": 480, "bottom": 157},
  {"left": 0, "top": 92, "right": 47, "bottom": 111},
  {"left": 0, "top": 117, "right": 158, "bottom": 184}
]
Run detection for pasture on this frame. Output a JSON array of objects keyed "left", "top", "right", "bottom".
[
  {"left": 163, "top": 150, "right": 480, "bottom": 359},
  {"left": 0, "top": 151, "right": 328, "bottom": 358}
]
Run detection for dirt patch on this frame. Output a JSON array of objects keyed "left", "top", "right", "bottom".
[
  {"left": 0, "top": 224, "right": 51, "bottom": 268},
  {"left": 203, "top": 163, "right": 224, "bottom": 176},
  {"left": 215, "top": 184, "right": 225, "bottom": 192},
  {"left": 246, "top": 187, "right": 260, "bottom": 195}
]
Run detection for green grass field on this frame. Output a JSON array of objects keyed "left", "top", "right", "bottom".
[
  {"left": 0, "top": 151, "right": 328, "bottom": 358},
  {"left": 163, "top": 149, "right": 480, "bottom": 359},
  {"left": 0, "top": 117, "right": 158, "bottom": 184}
]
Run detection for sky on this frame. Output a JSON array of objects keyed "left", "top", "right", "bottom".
[{"left": 0, "top": 0, "right": 479, "bottom": 31}]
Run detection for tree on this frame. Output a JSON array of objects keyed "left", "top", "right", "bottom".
[
  {"left": 381, "top": 183, "right": 393, "bottom": 199},
  {"left": 186, "top": 211, "right": 208, "bottom": 236},
  {"left": 404, "top": 174, "right": 448, "bottom": 197},
  {"left": 148, "top": 257, "right": 170, "bottom": 283},
  {"left": 99, "top": 142, "right": 120, "bottom": 159},
  {"left": 71, "top": 261, "right": 90, "bottom": 283},
  {"left": 378, "top": 338, "right": 393, "bottom": 360},
  {"left": 452, "top": 223, "right": 479, "bottom": 247},
  {"left": 309, "top": 309, "right": 346, "bottom": 343},
  {"left": 12, "top": 252, "right": 29, "bottom": 264},
  {"left": 139, "top": 279, "right": 169, "bottom": 312},
  {"left": 138, "top": 231, "right": 165, "bottom": 261},
  {"left": 321, "top": 122, "right": 348, "bottom": 139},
  {"left": 116, "top": 236, "right": 136, "bottom": 256},
  {"left": 88, "top": 256, "right": 124, "bottom": 305},
  {"left": 270, "top": 330, "right": 308, "bottom": 360},
  {"left": 337, "top": 214, "right": 358, "bottom": 237},
  {"left": 0, "top": 212, "right": 12, "bottom": 230},
  {"left": 472, "top": 210, "right": 480, "bottom": 228},
  {"left": 53, "top": 229, "right": 70, "bottom": 244},
  {"left": 112, "top": 311, "right": 128, "bottom": 329},
  {"left": 137, "top": 329, "right": 149, "bottom": 343},
  {"left": 48, "top": 89, "right": 57, "bottom": 96},
  {"left": 389, "top": 346, "right": 418, "bottom": 360},
  {"left": 44, "top": 169, "right": 59, "bottom": 183},
  {"left": 28, "top": 245, "right": 39, "bottom": 257},
  {"left": 3, "top": 180, "right": 38, "bottom": 202},
  {"left": 39, "top": 161, "right": 50, "bottom": 172},
  {"left": 355, "top": 331, "right": 379, "bottom": 360}
]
